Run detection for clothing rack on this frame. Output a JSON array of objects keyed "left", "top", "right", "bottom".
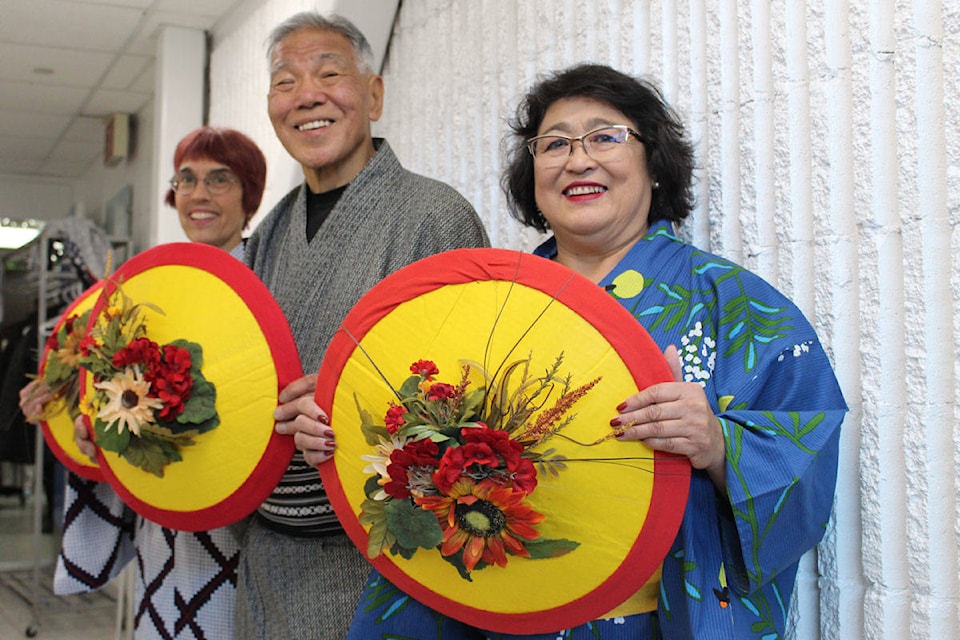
[{"left": 0, "top": 223, "right": 131, "bottom": 637}]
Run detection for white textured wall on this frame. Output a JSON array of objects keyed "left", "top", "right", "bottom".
[{"left": 208, "top": 1, "right": 960, "bottom": 638}]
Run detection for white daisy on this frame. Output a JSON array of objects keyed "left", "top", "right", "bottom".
[{"left": 94, "top": 365, "right": 163, "bottom": 436}]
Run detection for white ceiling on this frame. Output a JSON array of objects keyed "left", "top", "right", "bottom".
[{"left": 0, "top": 0, "right": 245, "bottom": 181}]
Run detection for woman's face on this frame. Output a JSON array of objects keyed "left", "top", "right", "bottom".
[
  {"left": 533, "top": 97, "right": 653, "bottom": 252},
  {"left": 173, "top": 157, "right": 246, "bottom": 252}
]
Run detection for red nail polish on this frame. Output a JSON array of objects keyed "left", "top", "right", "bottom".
[
  {"left": 616, "top": 402, "right": 628, "bottom": 412},
  {"left": 610, "top": 417, "right": 621, "bottom": 427}
]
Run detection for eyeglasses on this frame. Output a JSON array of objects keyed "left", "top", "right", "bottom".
[
  {"left": 526, "top": 125, "right": 642, "bottom": 165},
  {"left": 169, "top": 170, "right": 240, "bottom": 196}
]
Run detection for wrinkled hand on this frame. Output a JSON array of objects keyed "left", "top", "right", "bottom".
[
  {"left": 611, "top": 345, "right": 727, "bottom": 489},
  {"left": 18, "top": 379, "right": 52, "bottom": 424},
  {"left": 273, "top": 373, "right": 336, "bottom": 469},
  {"left": 73, "top": 415, "right": 98, "bottom": 462}
]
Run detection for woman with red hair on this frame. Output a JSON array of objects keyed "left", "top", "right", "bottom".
[
  {"left": 166, "top": 126, "right": 267, "bottom": 254},
  {"left": 21, "top": 126, "right": 267, "bottom": 639}
]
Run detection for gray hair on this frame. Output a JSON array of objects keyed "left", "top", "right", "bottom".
[{"left": 266, "top": 12, "right": 376, "bottom": 73}]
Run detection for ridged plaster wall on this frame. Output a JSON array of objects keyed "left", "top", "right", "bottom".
[{"left": 209, "top": 1, "right": 960, "bottom": 638}]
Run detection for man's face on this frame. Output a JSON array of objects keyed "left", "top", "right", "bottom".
[{"left": 268, "top": 28, "right": 383, "bottom": 192}]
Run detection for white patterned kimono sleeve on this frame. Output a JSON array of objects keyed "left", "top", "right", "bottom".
[{"left": 54, "top": 472, "right": 135, "bottom": 595}]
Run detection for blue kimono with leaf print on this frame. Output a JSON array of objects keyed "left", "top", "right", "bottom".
[
  {"left": 346, "top": 220, "right": 846, "bottom": 640},
  {"left": 538, "top": 220, "right": 847, "bottom": 639}
]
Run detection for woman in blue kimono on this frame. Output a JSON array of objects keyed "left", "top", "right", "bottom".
[{"left": 347, "top": 64, "right": 847, "bottom": 639}]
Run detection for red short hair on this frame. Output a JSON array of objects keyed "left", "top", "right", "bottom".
[{"left": 164, "top": 127, "right": 267, "bottom": 222}]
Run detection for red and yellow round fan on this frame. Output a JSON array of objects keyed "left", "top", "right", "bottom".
[{"left": 317, "top": 248, "right": 690, "bottom": 634}]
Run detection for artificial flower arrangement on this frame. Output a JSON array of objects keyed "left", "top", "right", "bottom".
[
  {"left": 357, "top": 354, "right": 600, "bottom": 579},
  {"left": 42, "top": 281, "right": 219, "bottom": 477},
  {"left": 40, "top": 307, "right": 93, "bottom": 421}
]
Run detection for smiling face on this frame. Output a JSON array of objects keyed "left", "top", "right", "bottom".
[
  {"left": 267, "top": 28, "right": 384, "bottom": 193},
  {"left": 533, "top": 97, "right": 653, "bottom": 259},
  {"left": 174, "top": 157, "right": 246, "bottom": 252}
]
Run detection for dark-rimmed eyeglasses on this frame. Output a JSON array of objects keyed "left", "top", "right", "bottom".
[
  {"left": 169, "top": 170, "right": 240, "bottom": 196},
  {"left": 526, "top": 125, "right": 642, "bottom": 165}
]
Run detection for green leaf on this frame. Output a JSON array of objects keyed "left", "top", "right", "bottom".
[
  {"left": 363, "top": 475, "right": 383, "bottom": 499},
  {"left": 122, "top": 433, "right": 181, "bottom": 478},
  {"left": 170, "top": 339, "right": 204, "bottom": 370},
  {"left": 385, "top": 499, "right": 442, "bottom": 551},
  {"left": 523, "top": 537, "right": 580, "bottom": 559},
  {"left": 397, "top": 375, "right": 421, "bottom": 401},
  {"left": 359, "top": 497, "right": 395, "bottom": 559},
  {"left": 389, "top": 541, "right": 418, "bottom": 560},
  {"left": 93, "top": 419, "right": 131, "bottom": 453},
  {"left": 402, "top": 424, "right": 451, "bottom": 443},
  {"left": 177, "top": 374, "right": 217, "bottom": 425},
  {"left": 439, "top": 551, "right": 476, "bottom": 581},
  {"left": 458, "top": 388, "right": 486, "bottom": 421},
  {"left": 357, "top": 394, "right": 390, "bottom": 446},
  {"left": 166, "top": 413, "right": 218, "bottom": 435},
  {"left": 44, "top": 353, "right": 75, "bottom": 385},
  {"left": 142, "top": 422, "right": 199, "bottom": 445}
]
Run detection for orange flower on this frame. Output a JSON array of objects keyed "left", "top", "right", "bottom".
[{"left": 416, "top": 476, "right": 544, "bottom": 572}]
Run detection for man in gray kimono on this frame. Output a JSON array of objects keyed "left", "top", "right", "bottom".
[{"left": 236, "top": 11, "right": 489, "bottom": 639}]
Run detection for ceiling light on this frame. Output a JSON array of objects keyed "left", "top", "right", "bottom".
[{"left": 0, "top": 218, "right": 45, "bottom": 250}]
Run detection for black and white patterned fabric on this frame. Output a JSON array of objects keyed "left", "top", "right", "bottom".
[{"left": 55, "top": 473, "right": 240, "bottom": 639}]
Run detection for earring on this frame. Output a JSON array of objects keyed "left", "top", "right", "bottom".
[{"left": 652, "top": 181, "right": 661, "bottom": 189}]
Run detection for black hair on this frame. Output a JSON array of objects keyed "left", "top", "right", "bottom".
[{"left": 502, "top": 64, "right": 696, "bottom": 233}]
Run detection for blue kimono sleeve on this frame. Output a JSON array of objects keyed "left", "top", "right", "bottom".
[{"left": 714, "top": 340, "right": 846, "bottom": 594}]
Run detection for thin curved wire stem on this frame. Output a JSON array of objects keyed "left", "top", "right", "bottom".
[
  {"left": 480, "top": 252, "right": 577, "bottom": 410},
  {"left": 342, "top": 327, "right": 403, "bottom": 403}
]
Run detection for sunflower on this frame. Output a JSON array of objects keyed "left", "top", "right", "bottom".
[
  {"left": 94, "top": 365, "right": 164, "bottom": 436},
  {"left": 416, "top": 476, "right": 545, "bottom": 573},
  {"left": 56, "top": 324, "right": 85, "bottom": 368}
]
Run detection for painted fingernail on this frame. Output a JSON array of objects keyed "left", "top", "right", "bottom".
[
  {"left": 610, "top": 417, "right": 621, "bottom": 427},
  {"left": 616, "top": 402, "right": 628, "bottom": 412}
]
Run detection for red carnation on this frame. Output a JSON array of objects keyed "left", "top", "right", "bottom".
[
  {"left": 463, "top": 427, "right": 537, "bottom": 494},
  {"left": 149, "top": 344, "right": 194, "bottom": 421},
  {"left": 432, "top": 440, "right": 500, "bottom": 494},
  {"left": 426, "top": 382, "right": 456, "bottom": 402},
  {"left": 410, "top": 359, "right": 439, "bottom": 380},
  {"left": 113, "top": 337, "right": 161, "bottom": 371},
  {"left": 384, "top": 404, "right": 406, "bottom": 434},
  {"left": 383, "top": 439, "right": 441, "bottom": 499},
  {"left": 78, "top": 334, "right": 98, "bottom": 357}
]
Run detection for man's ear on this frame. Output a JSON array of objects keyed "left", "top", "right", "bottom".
[{"left": 367, "top": 74, "right": 384, "bottom": 122}]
